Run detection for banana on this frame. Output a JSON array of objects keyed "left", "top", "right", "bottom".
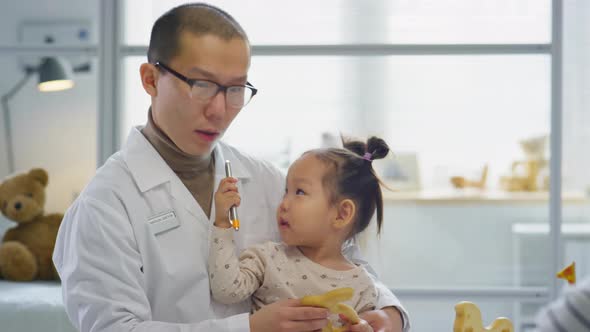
[
  {"left": 333, "top": 303, "right": 360, "bottom": 324},
  {"left": 300, "top": 287, "right": 354, "bottom": 309},
  {"left": 300, "top": 288, "right": 360, "bottom": 332}
]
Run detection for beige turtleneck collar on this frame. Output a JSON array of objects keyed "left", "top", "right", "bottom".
[{"left": 141, "top": 108, "right": 215, "bottom": 218}]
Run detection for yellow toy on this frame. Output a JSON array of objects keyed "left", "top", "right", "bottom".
[
  {"left": 300, "top": 287, "right": 360, "bottom": 332},
  {"left": 454, "top": 301, "right": 513, "bottom": 332},
  {"left": 557, "top": 262, "right": 576, "bottom": 284},
  {"left": 500, "top": 135, "right": 548, "bottom": 192},
  {"left": 451, "top": 165, "right": 488, "bottom": 189}
]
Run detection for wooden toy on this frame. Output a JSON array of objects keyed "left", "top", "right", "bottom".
[
  {"left": 451, "top": 165, "right": 488, "bottom": 189},
  {"left": 454, "top": 301, "right": 513, "bottom": 332},
  {"left": 500, "top": 135, "right": 548, "bottom": 192}
]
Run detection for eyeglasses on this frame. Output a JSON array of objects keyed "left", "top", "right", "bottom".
[{"left": 155, "top": 61, "right": 258, "bottom": 109}]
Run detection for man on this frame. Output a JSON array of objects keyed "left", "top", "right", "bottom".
[{"left": 53, "top": 3, "right": 409, "bottom": 331}]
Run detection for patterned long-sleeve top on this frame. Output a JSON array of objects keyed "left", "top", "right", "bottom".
[{"left": 207, "top": 226, "right": 378, "bottom": 313}]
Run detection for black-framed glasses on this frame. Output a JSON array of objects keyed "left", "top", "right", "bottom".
[{"left": 155, "top": 61, "right": 258, "bottom": 109}]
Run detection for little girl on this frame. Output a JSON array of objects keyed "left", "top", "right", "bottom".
[{"left": 208, "top": 136, "right": 391, "bottom": 331}]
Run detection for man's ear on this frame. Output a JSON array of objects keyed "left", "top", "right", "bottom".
[
  {"left": 140, "top": 63, "right": 159, "bottom": 97},
  {"left": 333, "top": 199, "right": 356, "bottom": 230}
]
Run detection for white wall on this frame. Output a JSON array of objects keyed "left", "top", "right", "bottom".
[{"left": 0, "top": 0, "right": 98, "bottom": 213}]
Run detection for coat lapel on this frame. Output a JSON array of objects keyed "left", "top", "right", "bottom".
[{"left": 123, "top": 127, "right": 251, "bottom": 225}]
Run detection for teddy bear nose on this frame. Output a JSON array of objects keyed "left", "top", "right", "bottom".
[{"left": 14, "top": 202, "right": 22, "bottom": 210}]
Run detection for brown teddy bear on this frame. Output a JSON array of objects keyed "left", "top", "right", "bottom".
[{"left": 0, "top": 168, "right": 62, "bottom": 281}]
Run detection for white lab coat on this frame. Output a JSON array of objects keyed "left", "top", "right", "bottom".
[{"left": 53, "top": 127, "right": 409, "bottom": 332}]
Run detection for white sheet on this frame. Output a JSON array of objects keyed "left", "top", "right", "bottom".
[
  {"left": 0, "top": 280, "right": 76, "bottom": 332},
  {"left": 0, "top": 215, "right": 76, "bottom": 331}
]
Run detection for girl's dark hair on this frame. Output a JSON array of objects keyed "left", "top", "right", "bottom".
[{"left": 306, "top": 136, "right": 390, "bottom": 238}]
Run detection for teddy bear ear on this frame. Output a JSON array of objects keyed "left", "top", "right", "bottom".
[{"left": 28, "top": 168, "right": 49, "bottom": 187}]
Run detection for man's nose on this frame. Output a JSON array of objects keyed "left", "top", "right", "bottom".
[{"left": 204, "top": 90, "right": 227, "bottom": 118}]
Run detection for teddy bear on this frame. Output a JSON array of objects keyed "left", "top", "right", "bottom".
[{"left": 0, "top": 168, "right": 62, "bottom": 281}]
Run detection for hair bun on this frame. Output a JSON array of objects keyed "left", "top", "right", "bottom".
[
  {"left": 342, "top": 138, "right": 366, "bottom": 157},
  {"left": 342, "top": 135, "right": 390, "bottom": 161},
  {"left": 366, "top": 136, "right": 389, "bottom": 160}
]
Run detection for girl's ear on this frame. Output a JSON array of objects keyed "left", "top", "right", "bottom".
[{"left": 333, "top": 199, "right": 356, "bottom": 230}]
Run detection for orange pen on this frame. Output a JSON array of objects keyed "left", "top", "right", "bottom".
[{"left": 224, "top": 160, "right": 240, "bottom": 231}]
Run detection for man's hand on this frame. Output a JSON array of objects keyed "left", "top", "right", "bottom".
[
  {"left": 249, "top": 298, "right": 329, "bottom": 332},
  {"left": 339, "top": 314, "right": 374, "bottom": 332},
  {"left": 214, "top": 177, "right": 240, "bottom": 228},
  {"left": 358, "top": 307, "right": 403, "bottom": 332}
]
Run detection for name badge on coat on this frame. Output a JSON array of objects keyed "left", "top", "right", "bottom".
[{"left": 148, "top": 210, "right": 180, "bottom": 235}]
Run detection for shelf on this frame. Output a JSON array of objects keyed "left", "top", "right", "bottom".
[
  {"left": 382, "top": 190, "right": 590, "bottom": 205},
  {"left": 512, "top": 223, "right": 590, "bottom": 236},
  {"left": 392, "top": 286, "right": 548, "bottom": 301}
]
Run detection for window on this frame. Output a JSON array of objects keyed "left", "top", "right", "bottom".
[{"left": 123, "top": 0, "right": 551, "bottom": 45}]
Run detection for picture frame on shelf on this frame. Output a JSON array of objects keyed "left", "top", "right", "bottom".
[{"left": 375, "top": 152, "right": 421, "bottom": 191}]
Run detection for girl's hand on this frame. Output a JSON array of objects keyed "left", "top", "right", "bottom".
[{"left": 214, "top": 177, "right": 240, "bottom": 228}]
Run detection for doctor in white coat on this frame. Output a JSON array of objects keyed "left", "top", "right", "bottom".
[{"left": 53, "top": 3, "right": 409, "bottom": 332}]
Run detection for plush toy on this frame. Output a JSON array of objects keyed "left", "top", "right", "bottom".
[
  {"left": 0, "top": 168, "right": 62, "bottom": 281},
  {"left": 300, "top": 287, "right": 361, "bottom": 332}
]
